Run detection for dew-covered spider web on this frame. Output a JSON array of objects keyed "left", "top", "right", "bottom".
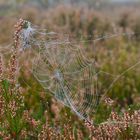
[{"left": 0, "top": 20, "right": 140, "bottom": 124}]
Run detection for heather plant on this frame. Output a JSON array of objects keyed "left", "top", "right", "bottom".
[{"left": 0, "top": 19, "right": 25, "bottom": 139}]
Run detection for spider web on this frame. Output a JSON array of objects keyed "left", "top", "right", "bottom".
[
  {"left": 32, "top": 42, "right": 98, "bottom": 119},
  {"left": 19, "top": 21, "right": 140, "bottom": 123},
  {"left": 1, "top": 20, "right": 139, "bottom": 123}
]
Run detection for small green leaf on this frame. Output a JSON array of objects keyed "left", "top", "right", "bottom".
[{"left": 2, "top": 80, "right": 9, "bottom": 92}]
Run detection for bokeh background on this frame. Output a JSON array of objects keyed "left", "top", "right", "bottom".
[{"left": 0, "top": 0, "right": 140, "bottom": 139}]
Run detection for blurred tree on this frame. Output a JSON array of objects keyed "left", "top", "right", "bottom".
[
  {"left": 16, "top": 0, "right": 28, "bottom": 3},
  {"left": 47, "top": 0, "right": 111, "bottom": 7},
  {"left": 118, "top": 13, "right": 129, "bottom": 32},
  {"left": 79, "top": 0, "right": 111, "bottom": 9},
  {"left": 133, "top": 19, "right": 140, "bottom": 41},
  {"left": 2, "top": 0, "right": 49, "bottom": 7}
]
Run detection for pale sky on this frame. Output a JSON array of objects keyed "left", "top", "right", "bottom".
[{"left": 112, "top": 0, "right": 138, "bottom": 2}]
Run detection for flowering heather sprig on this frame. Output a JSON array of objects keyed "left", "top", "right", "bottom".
[
  {"left": 38, "top": 117, "right": 80, "bottom": 140},
  {"left": 0, "top": 56, "right": 4, "bottom": 118},
  {"left": 8, "top": 54, "right": 18, "bottom": 84},
  {"left": 0, "top": 55, "right": 3, "bottom": 81},
  {"left": 84, "top": 120, "right": 94, "bottom": 134},
  {"left": 23, "top": 110, "right": 40, "bottom": 128},
  {"left": 14, "top": 18, "right": 25, "bottom": 50},
  {"left": 77, "top": 129, "right": 84, "bottom": 140},
  {"left": 85, "top": 110, "right": 140, "bottom": 139},
  {"left": 104, "top": 97, "right": 114, "bottom": 106},
  {"left": 8, "top": 18, "right": 26, "bottom": 84},
  {"left": 38, "top": 123, "right": 52, "bottom": 140}
]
